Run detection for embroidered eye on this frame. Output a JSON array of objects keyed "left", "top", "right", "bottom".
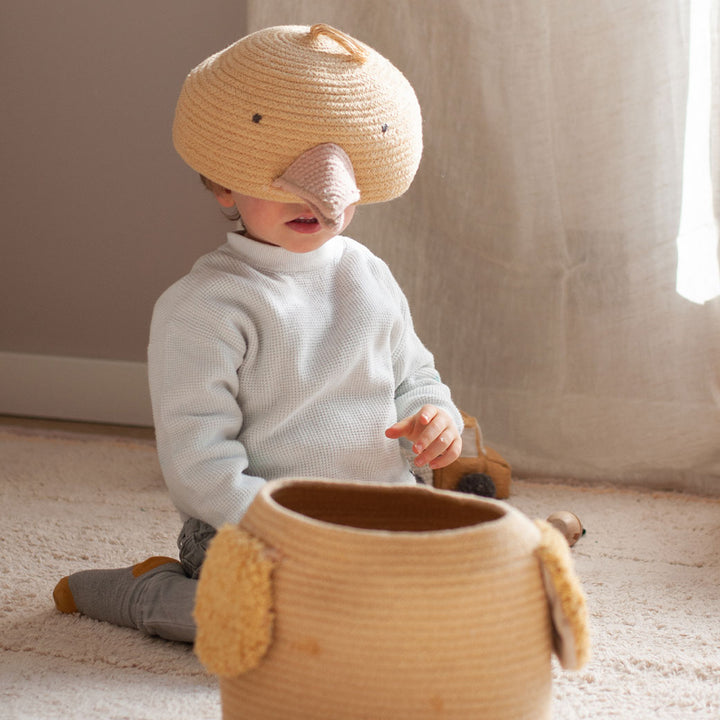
[
  {"left": 381, "top": 123, "right": 389, "bottom": 133},
  {"left": 252, "top": 113, "right": 263, "bottom": 124}
]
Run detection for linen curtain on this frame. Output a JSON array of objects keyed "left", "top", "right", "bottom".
[{"left": 247, "top": 1, "right": 720, "bottom": 494}]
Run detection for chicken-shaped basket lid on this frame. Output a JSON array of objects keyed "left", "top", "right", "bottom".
[{"left": 173, "top": 24, "right": 423, "bottom": 231}]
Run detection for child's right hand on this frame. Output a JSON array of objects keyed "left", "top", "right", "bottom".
[{"left": 385, "top": 405, "right": 462, "bottom": 470}]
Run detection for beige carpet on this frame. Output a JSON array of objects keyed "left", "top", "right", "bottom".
[{"left": 1, "top": 427, "right": 718, "bottom": 719}]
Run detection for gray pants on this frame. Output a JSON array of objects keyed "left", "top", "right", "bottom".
[
  {"left": 177, "top": 517, "right": 217, "bottom": 578},
  {"left": 66, "top": 517, "right": 216, "bottom": 643},
  {"left": 127, "top": 518, "right": 217, "bottom": 642}
]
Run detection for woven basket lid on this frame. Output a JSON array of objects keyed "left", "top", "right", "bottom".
[
  {"left": 172, "top": 24, "right": 423, "bottom": 205},
  {"left": 218, "top": 479, "right": 554, "bottom": 720}
]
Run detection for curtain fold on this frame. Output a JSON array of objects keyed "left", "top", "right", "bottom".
[
  {"left": 676, "top": 0, "right": 720, "bottom": 304},
  {"left": 247, "top": 1, "right": 720, "bottom": 494}
]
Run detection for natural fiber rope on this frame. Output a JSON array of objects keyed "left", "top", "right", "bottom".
[
  {"left": 309, "top": 23, "right": 369, "bottom": 64},
  {"left": 172, "top": 25, "right": 422, "bottom": 204},
  {"left": 212, "top": 480, "right": 555, "bottom": 720}
]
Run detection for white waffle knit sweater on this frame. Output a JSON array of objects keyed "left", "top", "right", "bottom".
[{"left": 148, "top": 232, "right": 462, "bottom": 529}]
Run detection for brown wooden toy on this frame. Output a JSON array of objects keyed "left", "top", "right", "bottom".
[{"left": 433, "top": 411, "right": 512, "bottom": 499}]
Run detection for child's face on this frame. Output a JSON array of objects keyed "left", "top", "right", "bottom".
[{"left": 218, "top": 191, "right": 355, "bottom": 253}]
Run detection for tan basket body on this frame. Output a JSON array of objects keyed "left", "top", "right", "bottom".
[{"left": 218, "top": 480, "right": 553, "bottom": 720}]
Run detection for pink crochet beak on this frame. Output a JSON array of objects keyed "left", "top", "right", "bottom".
[{"left": 272, "top": 143, "right": 360, "bottom": 233}]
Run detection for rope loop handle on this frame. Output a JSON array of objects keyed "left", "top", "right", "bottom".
[{"left": 309, "top": 23, "right": 369, "bottom": 64}]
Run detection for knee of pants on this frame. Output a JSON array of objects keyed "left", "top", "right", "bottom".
[
  {"left": 177, "top": 518, "right": 217, "bottom": 579},
  {"left": 135, "top": 563, "right": 198, "bottom": 643}
]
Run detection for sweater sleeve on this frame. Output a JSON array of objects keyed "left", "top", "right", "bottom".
[
  {"left": 148, "top": 282, "right": 266, "bottom": 529},
  {"left": 387, "top": 274, "right": 463, "bottom": 436}
]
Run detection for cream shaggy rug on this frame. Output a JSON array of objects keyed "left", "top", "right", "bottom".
[{"left": 0, "top": 427, "right": 718, "bottom": 719}]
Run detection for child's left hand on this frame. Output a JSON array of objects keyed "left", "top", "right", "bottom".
[{"left": 385, "top": 405, "right": 462, "bottom": 470}]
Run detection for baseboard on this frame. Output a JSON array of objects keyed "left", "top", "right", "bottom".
[{"left": 0, "top": 352, "right": 153, "bottom": 427}]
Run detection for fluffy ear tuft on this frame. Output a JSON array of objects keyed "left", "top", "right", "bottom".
[
  {"left": 194, "top": 524, "right": 277, "bottom": 677},
  {"left": 534, "top": 519, "right": 591, "bottom": 670}
]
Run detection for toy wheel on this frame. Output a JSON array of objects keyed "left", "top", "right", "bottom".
[{"left": 456, "top": 473, "right": 496, "bottom": 498}]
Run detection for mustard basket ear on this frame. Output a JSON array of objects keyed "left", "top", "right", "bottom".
[
  {"left": 194, "top": 524, "right": 277, "bottom": 678},
  {"left": 534, "top": 519, "right": 591, "bottom": 670}
]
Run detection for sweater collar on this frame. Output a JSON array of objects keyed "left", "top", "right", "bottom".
[{"left": 225, "top": 232, "right": 345, "bottom": 272}]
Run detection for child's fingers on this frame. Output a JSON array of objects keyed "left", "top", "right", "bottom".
[
  {"left": 386, "top": 405, "right": 462, "bottom": 469},
  {"left": 384, "top": 416, "right": 415, "bottom": 440},
  {"left": 410, "top": 407, "right": 463, "bottom": 467},
  {"left": 385, "top": 406, "right": 434, "bottom": 441},
  {"left": 427, "top": 437, "right": 462, "bottom": 470},
  {"left": 415, "top": 405, "right": 436, "bottom": 427},
  {"left": 414, "top": 432, "right": 461, "bottom": 468},
  {"left": 386, "top": 407, "right": 462, "bottom": 469},
  {"left": 410, "top": 406, "right": 446, "bottom": 454}
]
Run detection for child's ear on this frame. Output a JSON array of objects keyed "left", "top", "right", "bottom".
[{"left": 214, "top": 188, "right": 236, "bottom": 209}]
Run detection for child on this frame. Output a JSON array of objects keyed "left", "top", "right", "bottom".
[{"left": 53, "top": 24, "right": 462, "bottom": 643}]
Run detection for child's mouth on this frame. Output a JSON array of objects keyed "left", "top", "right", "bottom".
[{"left": 286, "top": 216, "right": 321, "bottom": 234}]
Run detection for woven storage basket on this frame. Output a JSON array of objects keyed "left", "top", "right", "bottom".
[{"left": 198, "top": 479, "right": 558, "bottom": 720}]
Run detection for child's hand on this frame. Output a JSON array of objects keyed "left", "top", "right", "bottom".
[{"left": 385, "top": 405, "right": 462, "bottom": 470}]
